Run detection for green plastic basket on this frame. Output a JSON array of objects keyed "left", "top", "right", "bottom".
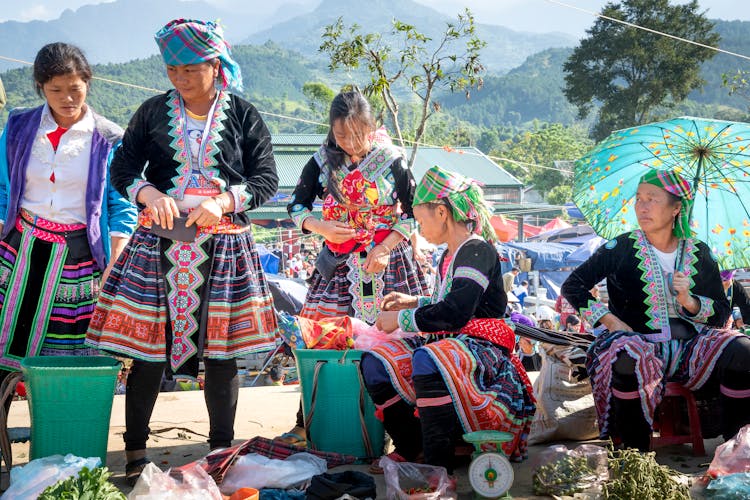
[
  {"left": 20, "top": 356, "right": 121, "bottom": 464},
  {"left": 296, "top": 349, "right": 384, "bottom": 459}
]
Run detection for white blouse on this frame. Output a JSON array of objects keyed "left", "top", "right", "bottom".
[{"left": 21, "top": 104, "right": 93, "bottom": 224}]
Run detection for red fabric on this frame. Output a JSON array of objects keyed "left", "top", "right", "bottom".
[
  {"left": 46, "top": 126, "right": 67, "bottom": 152},
  {"left": 325, "top": 228, "right": 390, "bottom": 254},
  {"left": 296, "top": 315, "right": 353, "bottom": 350}
]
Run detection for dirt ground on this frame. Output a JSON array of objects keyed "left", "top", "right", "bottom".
[{"left": 3, "top": 384, "right": 720, "bottom": 499}]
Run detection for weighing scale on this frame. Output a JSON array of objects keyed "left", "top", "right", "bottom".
[{"left": 463, "top": 430, "right": 514, "bottom": 499}]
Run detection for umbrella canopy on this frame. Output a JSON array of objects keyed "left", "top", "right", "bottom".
[
  {"left": 573, "top": 116, "right": 750, "bottom": 270},
  {"left": 490, "top": 215, "right": 542, "bottom": 242},
  {"left": 542, "top": 217, "right": 571, "bottom": 231},
  {"left": 528, "top": 224, "right": 594, "bottom": 243}
]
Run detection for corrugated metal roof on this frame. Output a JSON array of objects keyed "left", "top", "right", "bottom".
[
  {"left": 410, "top": 147, "right": 522, "bottom": 188},
  {"left": 272, "top": 134, "right": 326, "bottom": 146}
]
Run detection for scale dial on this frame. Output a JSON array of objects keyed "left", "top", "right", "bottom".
[{"left": 468, "top": 452, "right": 514, "bottom": 498}]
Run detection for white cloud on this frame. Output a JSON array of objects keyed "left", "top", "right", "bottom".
[{"left": 18, "top": 5, "right": 56, "bottom": 22}]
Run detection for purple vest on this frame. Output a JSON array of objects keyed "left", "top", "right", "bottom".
[{"left": 3, "top": 106, "right": 116, "bottom": 269}]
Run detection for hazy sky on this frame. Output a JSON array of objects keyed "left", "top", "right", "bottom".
[{"left": 1, "top": 0, "right": 747, "bottom": 37}]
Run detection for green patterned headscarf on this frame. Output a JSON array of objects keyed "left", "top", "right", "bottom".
[
  {"left": 639, "top": 169, "right": 694, "bottom": 239},
  {"left": 413, "top": 165, "right": 497, "bottom": 242}
]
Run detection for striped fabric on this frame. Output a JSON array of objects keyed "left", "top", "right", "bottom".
[
  {"left": 154, "top": 19, "right": 243, "bottom": 92},
  {"left": 586, "top": 327, "right": 742, "bottom": 438},
  {"left": 0, "top": 215, "right": 101, "bottom": 370},
  {"left": 300, "top": 239, "right": 427, "bottom": 325},
  {"left": 369, "top": 331, "right": 536, "bottom": 462},
  {"left": 86, "top": 226, "right": 277, "bottom": 373}
]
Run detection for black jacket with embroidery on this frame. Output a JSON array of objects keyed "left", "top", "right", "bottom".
[
  {"left": 110, "top": 90, "right": 278, "bottom": 227},
  {"left": 562, "top": 230, "right": 730, "bottom": 335}
]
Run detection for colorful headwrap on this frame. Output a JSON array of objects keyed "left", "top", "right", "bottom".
[
  {"left": 155, "top": 19, "right": 243, "bottom": 92},
  {"left": 639, "top": 169, "right": 694, "bottom": 239},
  {"left": 413, "top": 165, "right": 497, "bottom": 242}
]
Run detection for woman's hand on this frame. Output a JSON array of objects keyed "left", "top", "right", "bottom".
[
  {"left": 363, "top": 244, "right": 390, "bottom": 274},
  {"left": 376, "top": 310, "right": 400, "bottom": 333},
  {"left": 599, "top": 312, "right": 633, "bottom": 333},
  {"left": 185, "top": 197, "right": 223, "bottom": 228},
  {"left": 138, "top": 186, "right": 179, "bottom": 229},
  {"left": 671, "top": 271, "right": 700, "bottom": 314},
  {"left": 310, "top": 220, "right": 356, "bottom": 244},
  {"left": 381, "top": 292, "right": 418, "bottom": 311}
]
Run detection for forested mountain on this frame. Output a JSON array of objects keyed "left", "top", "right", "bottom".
[
  {"left": 0, "top": 42, "right": 323, "bottom": 128},
  {"left": 688, "top": 20, "right": 750, "bottom": 108},
  {"left": 439, "top": 48, "right": 579, "bottom": 127},
  {"left": 245, "top": 0, "right": 576, "bottom": 73}
]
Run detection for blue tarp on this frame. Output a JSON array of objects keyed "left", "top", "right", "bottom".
[
  {"left": 504, "top": 241, "right": 577, "bottom": 271},
  {"left": 256, "top": 244, "right": 280, "bottom": 274}
]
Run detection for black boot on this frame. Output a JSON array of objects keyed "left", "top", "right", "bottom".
[
  {"left": 367, "top": 383, "right": 422, "bottom": 461},
  {"left": 413, "top": 374, "right": 461, "bottom": 473}
]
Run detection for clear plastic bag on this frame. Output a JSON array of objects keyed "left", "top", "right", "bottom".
[
  {"left": 708, "top": 424, "right": 750, "bottom": 478},
  {"left": 381, "top": 456, "right": 456, "bottom": 500},
  {"left": 531, "top": 444, "right": 608, "bottom": 497},
  {"left": 128, "top": 462, "right": 223, "bottom": 500},
  {"left": 2, "top": 454, "right": 101, "bottom": 500},
  {"left": 219, "top": 452, "right": 327, "bottom": 494}
]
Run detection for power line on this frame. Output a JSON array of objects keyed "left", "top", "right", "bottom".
[
  {"left": 544, "top": 0, "right": 750, "bottom": 62},
  {"left": 0, "top": 54, "right": 573, "bottom": 174}
]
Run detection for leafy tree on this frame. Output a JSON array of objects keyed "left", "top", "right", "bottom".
[
  {"left": 563, "top": 0, "right": 720, "bottom": 140},
  {"left": 723, "top": 69, "right": 750, "bottom": 110},
  {"left": 495, "top": 123, "right": 593, "bottom": 198},
  {"left": 547, "top": 185, "right": 574, "bottom": 206},
  {"left": 319, "top": 9, "right": 485, "bottom": 167},
  {"left": 302, "top": 81, "right": 335, "bottom": 118}
]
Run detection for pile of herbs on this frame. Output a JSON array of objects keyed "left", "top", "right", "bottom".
[{"left": 38, "top": 466, "right": 125, "bottom": 500}]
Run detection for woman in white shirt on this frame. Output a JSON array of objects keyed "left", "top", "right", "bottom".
[{"left": 0, "top": 43, "right": 137, "bottom": 372}]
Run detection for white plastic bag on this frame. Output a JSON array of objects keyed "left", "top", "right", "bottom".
[
  {"left": 128, "top": 462, "right": 222, "bottom": 500},
  {"left": 2, "top": 454, "right": 101, "bottom": 500},
  {"left": 219, "top": 452, "right": 327, "bottom": 494}
]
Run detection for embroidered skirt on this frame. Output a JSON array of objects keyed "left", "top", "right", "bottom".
[
  {"left": 586, "top": 328, "right": 743, "bottom": 438},
  {"left": 0, "top": 213, "right": 101, "bottom": 370},
  {"left": 86, "top": 226, "right": 278, "bottom": 375},
  {"left": 300, "top": 240, "right": 428, "bottom": 325},
  {"left": 369, "top": 331, "right": 536, "bottom": 461}
]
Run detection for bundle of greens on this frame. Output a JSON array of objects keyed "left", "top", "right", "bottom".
[
  {"left": 604, "top": 448, "right": 690, "bottom": 500},
  {"left": 38, "top": 466, "right": 125, "bottom": 500},
  {"left": 532, "top": 455, "right": 598, "bottom": 496}
]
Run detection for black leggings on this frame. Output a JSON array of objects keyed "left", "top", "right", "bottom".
[{"left": 124, "top": 358, "right": 239, "bottom": 451}]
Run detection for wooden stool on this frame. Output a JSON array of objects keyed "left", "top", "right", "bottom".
[{"left": 650, "top": 382, "right": 705, "bottom": 456}]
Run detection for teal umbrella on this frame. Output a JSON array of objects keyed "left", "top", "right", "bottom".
[{"left": 573, "top": 116, "right": 750, "bottom": 270}]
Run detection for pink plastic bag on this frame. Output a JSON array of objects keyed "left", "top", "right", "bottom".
[
  {"left": 708, "top": 424, "right": 750, "bottom": 478},
  {"left": 381, "top": 456, "right": 456, "bottom": 500},
  {"left": 351, "top": 317, "right": 418, "bottom": 351}
]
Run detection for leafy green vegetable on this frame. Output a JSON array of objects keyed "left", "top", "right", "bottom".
[{"left": 38, "top": 466, "right": 125, "bottom": 500}]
